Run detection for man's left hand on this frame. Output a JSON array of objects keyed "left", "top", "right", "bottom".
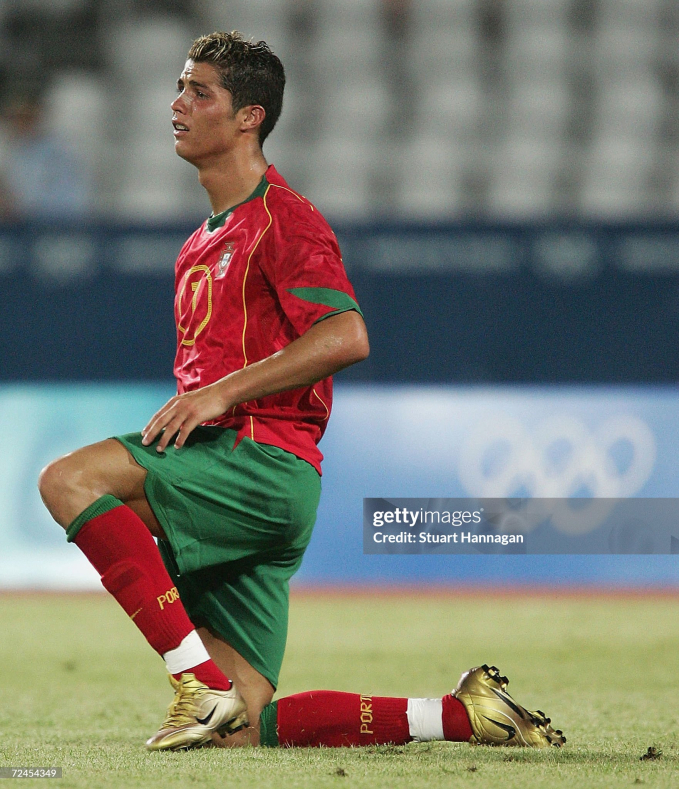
[
  {"left": 141, "top": 311, "right": 369, "bottom": 453},
  {"left": 142, "top": 383, "right": 231, "bottom": 452}
]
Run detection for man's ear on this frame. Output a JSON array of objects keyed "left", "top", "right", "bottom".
[{"left": 239, "top": 105, "right": 266, "bottom": 133}]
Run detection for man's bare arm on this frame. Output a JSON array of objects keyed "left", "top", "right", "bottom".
[{"left": 142, "top": 310, "right": 369, "bottom": 452}]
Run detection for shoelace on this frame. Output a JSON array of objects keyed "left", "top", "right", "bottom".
[{"left": 161, "top": 684, "right": 202, "bottom": 728}]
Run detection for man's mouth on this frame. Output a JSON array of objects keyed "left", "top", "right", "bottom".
[{"left": 173, "top": 121, "right": 189, "bottom": 134}]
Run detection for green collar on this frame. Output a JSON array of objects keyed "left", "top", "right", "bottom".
[{"left": 206, "top": 174, "right": 269, "bottom": 232}]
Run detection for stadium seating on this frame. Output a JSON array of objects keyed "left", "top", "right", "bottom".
[{"left": 0, "top": 0, "right": 676, "bottom": 222}]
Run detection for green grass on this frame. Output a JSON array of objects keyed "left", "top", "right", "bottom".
[{"left": 1, "top": 590, "right": 678, "bottom": 788}]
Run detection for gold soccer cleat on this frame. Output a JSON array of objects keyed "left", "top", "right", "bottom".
[
  {"left": 146, "top": 673, "right": 249, "bottom": 751},
  {"left": 452, "top": 664, "right": 566, "bottom": 748}
]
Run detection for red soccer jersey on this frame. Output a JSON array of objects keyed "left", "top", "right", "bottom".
[{"left": 173, "top": 165, "right": 362, "bottom": 474}]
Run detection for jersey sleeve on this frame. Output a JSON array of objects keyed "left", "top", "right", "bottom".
[{"left": 261, "top": 200, "right": 363, "bottom": 336}]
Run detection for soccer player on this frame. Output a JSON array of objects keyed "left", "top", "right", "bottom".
[{"left": 38, "top": 31, "right": 564, "bottom": 752}]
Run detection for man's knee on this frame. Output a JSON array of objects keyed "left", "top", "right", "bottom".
[
  {"left": 38, "top": 454, "right": 82, "bottom": 525},
  {"left": 38, "top": 439, "right": 149, "bottom": 528},
  {"left": 38, "top": 455, "right": 71, "bottom": 509}
]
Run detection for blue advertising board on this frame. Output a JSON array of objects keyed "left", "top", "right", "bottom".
[
  {"left": 3, "top": 221, "right": 679, "bottom": 384},
  {"left": 1, "top": 383, "right": 678, "bottom": 589}
]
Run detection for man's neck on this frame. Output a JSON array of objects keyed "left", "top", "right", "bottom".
[{"left": 198, "top": 148, "right": 269, "bottom": 216}]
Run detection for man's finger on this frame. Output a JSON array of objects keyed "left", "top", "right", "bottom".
[
  {"left": 142, "top": 414, "right": 169, "bottom": 445},
  {"left": 142, "top": 398, "right": 179, "bottom": 443},
  {"left": 148, "top": 413, "right": 181, "bottom": 452},
  {"left": 143, "top": 403, "right": 181, "bottom": 445},
  {"left": 174, "top": 416, "right": 202, "bottom": 449},
  {"left": 155, "top": 415, "right": 186, "bottom": 452}
]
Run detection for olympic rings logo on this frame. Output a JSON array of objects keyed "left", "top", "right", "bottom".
[{"left": 458, "top": 414, "right": 657, "bottom": 536}]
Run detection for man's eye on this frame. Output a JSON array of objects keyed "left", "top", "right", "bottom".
[{"left": 197, "top": 91, "right": 207, "bottom": 98}]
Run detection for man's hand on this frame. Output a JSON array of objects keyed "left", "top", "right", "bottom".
[
  {"left": 142, "top": 381, "right": 232, "bottom": 452},
  {"left": 142, "top": 310, "right": 369, "bottom": 453}
]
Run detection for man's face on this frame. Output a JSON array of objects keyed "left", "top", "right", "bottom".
[{"left": 171, "top": 60, "right": 239, "bottom": 164}]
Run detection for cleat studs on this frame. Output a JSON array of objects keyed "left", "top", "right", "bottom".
[{"left": 456, "top": 662, "right": 565, "bottom": 750}]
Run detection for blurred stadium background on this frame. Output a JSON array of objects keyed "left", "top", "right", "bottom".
[{"left": 1, "top": 0, "right": 679, "bottom": 590}]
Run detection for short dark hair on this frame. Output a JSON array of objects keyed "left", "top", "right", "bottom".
[{"left": 187, "top": 31, "right": 285, "bottom": 146}]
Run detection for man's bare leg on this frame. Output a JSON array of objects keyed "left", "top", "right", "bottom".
[
  {"left": 198, "top": 629, "right": 274, "bottom": 747},
  {"left": 38, "top": 439, "right": 246, "bottom": 750},
  {"left": 38, "top": 438, "right": 164, "bottom": 536},
  {"left": 226, "top": 664, "right": 565, "bottom": 749}
]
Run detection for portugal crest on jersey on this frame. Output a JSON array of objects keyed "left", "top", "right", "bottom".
[{"left": 216, "top": 242, "right": 235, "bottom": 279}]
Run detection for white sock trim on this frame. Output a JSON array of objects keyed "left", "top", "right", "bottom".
[
  {"left": 162, "top": 630, "right": 211, "bottom": 675},
  {"left": 407, "top": 698, "right": 444, "bottom": 742}
]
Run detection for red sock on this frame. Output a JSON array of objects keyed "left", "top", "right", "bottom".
[
  {"left": 277, "top": 691, "right": 410, "bottom": 747},
  {"left": 442, "top": 694, "right": 473, "bottom": 741},
  {"left": 172, "top": 660, "right": 230, "bottom": 690},
  {"left": 73, "top": 501, "right": 231, "bottom": 690},
  {"left": 273, "top": 691, "right": 472, "bottom": 747}
]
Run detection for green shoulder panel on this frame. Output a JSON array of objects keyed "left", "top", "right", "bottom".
[{"left": 286, "top": 287, "right": 363, "bottom": 321}]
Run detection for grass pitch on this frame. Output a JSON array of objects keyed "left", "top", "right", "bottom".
[{"left": 1, "top": 589, "right": 678, "bottom": 789}]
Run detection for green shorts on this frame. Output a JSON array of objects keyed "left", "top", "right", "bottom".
[{"left": 114, "top": 427, "right": 321, "bottom": 689}]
